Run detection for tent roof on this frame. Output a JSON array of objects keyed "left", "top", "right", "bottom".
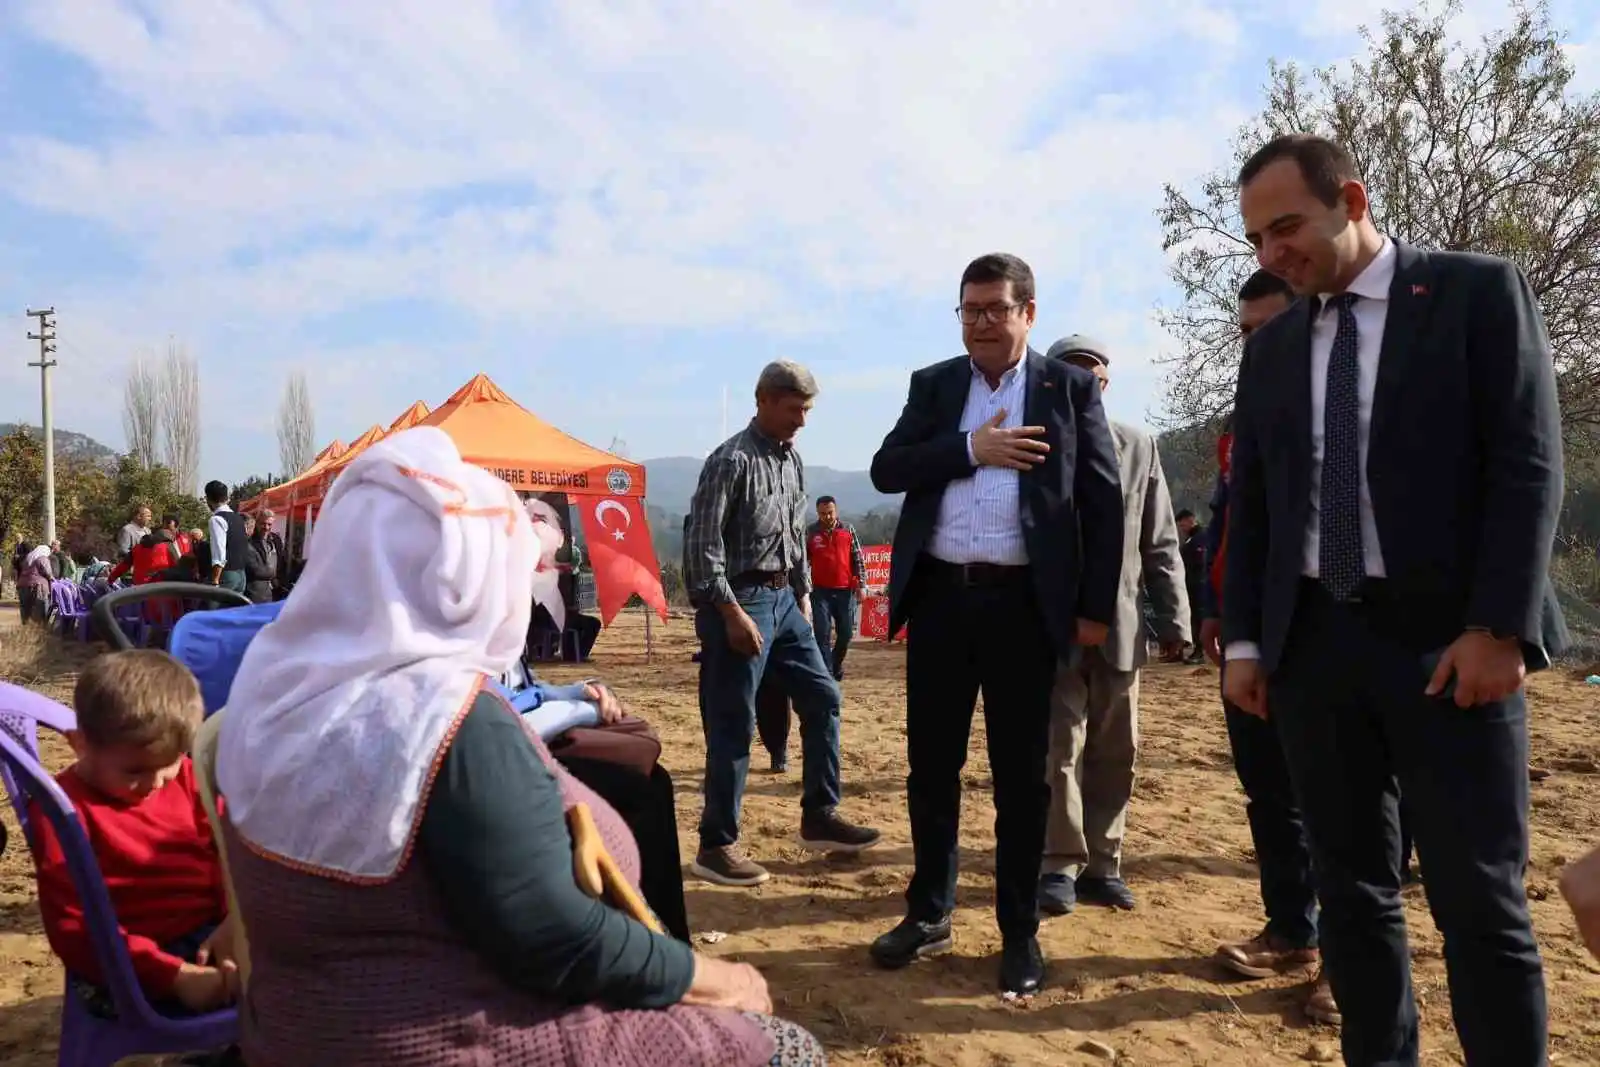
[
  {"left": 416, "top": 373, "right": 646, "bottom": 496},
  {"left": 387, "top": 400, "right": 431, "bottom": 432},
  {"left": 243, "top": 438, "right": 347, "bottom": 511},
  {"left": 311, "top": 439, "right": 346, "bottom": 464}
]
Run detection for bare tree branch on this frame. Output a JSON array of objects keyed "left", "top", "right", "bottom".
[
  {"left": 121, "top": 353, "right": 161, "bottom": 469},
  {"left": 276, "top": 371, "right": 317, "bottom": 476},
  {"left": 1156, "top": 0, "right": 1600, "bottom": 452},
  {"left": 159, "top": 340, "right": 202, "bottom": 495}
]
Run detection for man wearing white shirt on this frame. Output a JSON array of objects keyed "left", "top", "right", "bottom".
[
  {"left": 866, "top": 253, "right": 1123, "bottom": 996},
  {"left": 1223, "top": 134, "right": 1563, "bottom": 1066},
  {"left": 204, "top": 479, "right": 249, "bottom": 595}
]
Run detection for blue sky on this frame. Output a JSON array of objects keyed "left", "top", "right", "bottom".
[{"left": 1, "top": 0, "right": 1595, "bottom": 486}]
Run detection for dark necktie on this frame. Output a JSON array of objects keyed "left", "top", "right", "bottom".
[{"left": 1319, "top": 293, "right": 1365, "bottom": 600}]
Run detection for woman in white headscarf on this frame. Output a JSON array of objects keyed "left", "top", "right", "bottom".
[
  {"left": 14, "top": 541, "right": 53, "bottom": 624},
  {"left": 214, "top": 427, "right": 824, "bottom": 1067}
]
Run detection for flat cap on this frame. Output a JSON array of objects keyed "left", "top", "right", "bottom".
[{"left": 1044, "top": 334, "right": 1111, "bottom": 367}]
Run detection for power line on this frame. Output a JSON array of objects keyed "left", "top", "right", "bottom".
[{"left": 25, "top": 307, "right": 58, "bottom": 543}]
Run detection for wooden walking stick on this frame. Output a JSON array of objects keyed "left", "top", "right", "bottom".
[{"left": 567, "top": 802, "right": 664, "bottom": 934}]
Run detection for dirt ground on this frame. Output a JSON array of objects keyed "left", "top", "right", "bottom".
[{"left": 2, "top": 607, "right": 1599, "bottom": 1066}]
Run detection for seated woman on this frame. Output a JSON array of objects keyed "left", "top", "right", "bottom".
[
  {"left": 216, "top": 427, "right": 823, "bottom": 1067},
  {"left": 515, "top": 672, "right": 691, "bottom": 944}
]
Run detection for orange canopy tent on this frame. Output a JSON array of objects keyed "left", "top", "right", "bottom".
[
  {"left": 387, "top": 400, "right": 431, "bottom": 432},
  {"left": 243, "top": 439, "right": 347, "bottom": 515},
  {"left": 302, "top": 423, "right": 389, "bottom": 500},
  {"left": 412, "top": 373, "right": 646, "bottom": 497}
]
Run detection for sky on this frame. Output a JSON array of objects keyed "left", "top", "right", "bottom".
[{"left": 0, "top": 0, "right": 1595, "bottom": 486}]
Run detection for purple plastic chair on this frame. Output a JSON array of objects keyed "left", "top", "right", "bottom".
[
  {"left": 48, "top": 581, "right": 90, "bottom": 642},
  {"left": 0, "top": 681, "right": 239, "bottom": 1067}
]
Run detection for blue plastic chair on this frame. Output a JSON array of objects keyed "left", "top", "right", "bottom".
[
  {"left": 0, "top": 681, "right": 239, "bottom": 1067},
  {"left": 169, "top": 601, "right": 287, "bottom": 717}
]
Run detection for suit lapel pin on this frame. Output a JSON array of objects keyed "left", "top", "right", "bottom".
[{"left": 1411, "top": 283, "right": 1429, "bottom": 296}]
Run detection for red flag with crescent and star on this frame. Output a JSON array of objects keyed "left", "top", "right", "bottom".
[{"left": 576, "top": 496, "right": 669, "bottom": 626}]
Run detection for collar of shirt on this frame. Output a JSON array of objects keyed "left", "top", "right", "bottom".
[
  {"left": 967, "top": 351, "right": 1027, "bottom": 387},
  {"left": 745, "top": 418, "right": 793, "bottom": 454},
  {"left": 1317, "top": 237, "right": 1395, "bottom": 313}
]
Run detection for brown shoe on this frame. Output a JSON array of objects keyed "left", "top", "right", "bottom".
[
  {"left": 1305, "top": 970, "right": 1341, "bottom": 1026},
  {"left": 798, "top": 809, "right": 882, "bottom": 854},
  {"left": 690, "top": 845, "right": 771, "bottom": 887},
  {"left": 1215, "top": 927, "right": 1319, "bottom": 979}
]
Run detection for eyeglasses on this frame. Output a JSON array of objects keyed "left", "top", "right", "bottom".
[{"left": 955, "top": 304, "right": 1024, "bottom": 325}]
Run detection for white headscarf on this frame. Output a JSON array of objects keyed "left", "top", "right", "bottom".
[
  {"left": 215, "top": 427, "right": 539, "bottom": 881},
  {"left": 24, "top": 544, "right": 51, "bottom": 568}
]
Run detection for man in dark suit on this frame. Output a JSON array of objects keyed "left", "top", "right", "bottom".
[
  {"left": 866, "top": 252, "right": 1123, "bottom": 995},
  {"left": 1223, "top": 134, "right": 1563, "bottom": 1066}
]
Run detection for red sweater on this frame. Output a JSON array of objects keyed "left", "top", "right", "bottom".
[{"left": 30, "top": 758, "right": 227, "bottom": 997}]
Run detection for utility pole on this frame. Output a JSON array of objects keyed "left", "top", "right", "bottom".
[{"left": 26, "top": 307, "right": 58, "bottom": 544}]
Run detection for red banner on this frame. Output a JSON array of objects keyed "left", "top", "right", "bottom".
[
  {"left": 575, "top": 496, "right": 669, "bottom": 626},
  {"left": 859, "top": 594, "right": 906, "bottom": 642},
  {"left": 862, "top": 544, "right": 892, "bottom": 590}
]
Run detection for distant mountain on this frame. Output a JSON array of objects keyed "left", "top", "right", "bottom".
[
  {"left": 641, "top": 456, "right": 900, "bottom": 516},
  {"left": 0, "top": 423, "right": 119, "bottom": 467}
]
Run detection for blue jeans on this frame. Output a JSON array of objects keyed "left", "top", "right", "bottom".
[
  {"left": 808, "top": 587, "right": 856, "bottom": 679},
  {"left": 695, "top": 584, "right": 842, "bottom": 849}
]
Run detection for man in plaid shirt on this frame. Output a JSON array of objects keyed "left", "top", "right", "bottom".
[{"left": 683, "top": 360, "right": 880, "bottom": 888}]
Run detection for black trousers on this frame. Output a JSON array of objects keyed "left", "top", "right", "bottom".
[
  {"left": 1269, "top": 580, "right": 1544, "bottom": 1066},
  {"left": 555, "top": 756, "right": 691, "bottom": 944},
  {"left": 754, "top": 672, "right": 793, "bottom": 761},
  {"left": 902, "top": 562, "right": 1056, "bottom": 941},
  {"left": 1222, "top": 692, "right": 1318, "bottom": 948}
]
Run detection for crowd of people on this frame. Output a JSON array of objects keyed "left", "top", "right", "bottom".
[{"left": 6, "top": 130, "right": 1600, "bottom": 1067}]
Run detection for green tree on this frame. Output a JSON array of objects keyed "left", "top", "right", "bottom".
[
  {"left": 231, "top": 474, "right": 281, "bottom": 508},
  {"left": 0, "top": 428, "right": 45, "bottom": 551},
  {"left": 1157, "top": 1, "right": 1600, "bottom": 449}
]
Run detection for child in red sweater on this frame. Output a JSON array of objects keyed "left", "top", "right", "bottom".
[{"left": 31, "top": 649, "right": 238, "bottom": 1016}]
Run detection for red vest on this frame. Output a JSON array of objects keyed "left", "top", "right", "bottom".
[{"left": 807, "top": 525, "right": 859, "bottom": 590}]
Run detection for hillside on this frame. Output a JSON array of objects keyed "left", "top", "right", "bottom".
[
  {"left": 641, "top": 456, "right": 899, "bottom": 516},
  {"left": 0, "top": 423, "right": 119, "bottom": 468}
]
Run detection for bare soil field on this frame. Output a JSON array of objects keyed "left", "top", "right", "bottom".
[{"left": 3, "top": 607, "right": 1598, "bottom": 1065}]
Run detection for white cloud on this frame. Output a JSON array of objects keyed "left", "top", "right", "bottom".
[{"left": 5, "top": 0, "right": 1248, "bottom": 330}]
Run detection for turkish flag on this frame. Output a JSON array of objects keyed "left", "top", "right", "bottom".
[{"left": 576, "top": 496, "right": 669, "bottom": 626}]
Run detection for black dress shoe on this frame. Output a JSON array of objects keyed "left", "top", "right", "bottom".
[
  {"left": 1038, "top": 872, "right": 1076, "bottom": 916},
  {"left": 1076, "top": 874, "right": 1136, "bottom": 910},
  {"left": 870, "top": 915, "right": 953, "bottom": 969},
  {"left": 1000, "top": 937, "right": 1045, "bottom": 995}
]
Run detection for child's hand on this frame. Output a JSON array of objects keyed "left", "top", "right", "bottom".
[
  {"left": 173, "top": 961, "right": 240, "bottom": 1012},
  {"left": 195, "top": 919, "right": 239, "bottom": 969}
]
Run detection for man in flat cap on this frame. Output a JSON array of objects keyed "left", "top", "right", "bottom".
[{"left": 1037, "top": 335, "right": 1190, "bottom": 914}]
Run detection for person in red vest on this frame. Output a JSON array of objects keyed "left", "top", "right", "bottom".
[
  {"left": 804, "top": 496, "right": 866, "bottom": 682},
  {"left": 106, "top": 525, "right": 185, "bottom": 626}
]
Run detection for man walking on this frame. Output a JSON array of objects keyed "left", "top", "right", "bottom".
[
  {"left": 684, "top": 361, "right": 880, "bottom": 888},
  {"left": 1199, "top": 268, "right": 1339, "bottom": 1025},
  {"left": 204, "top": 479, "right": 249, "bottom": 595},
  {"left": 866, "top": 253, "right": 1123, "bottom": 995},
  {"left": 805, "top": 495, "right": 866, "bottom": 682},
  {"left": 1224, "top": 134, "right": 1564, "bottom": 1065},
  {"left": 1037, "top": 335, "right": 1188, "bottom": 916}
]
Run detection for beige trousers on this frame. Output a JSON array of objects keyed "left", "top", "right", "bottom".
[{"left": 1042, "top": 647, "right": 1140, "bottom": 880}]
